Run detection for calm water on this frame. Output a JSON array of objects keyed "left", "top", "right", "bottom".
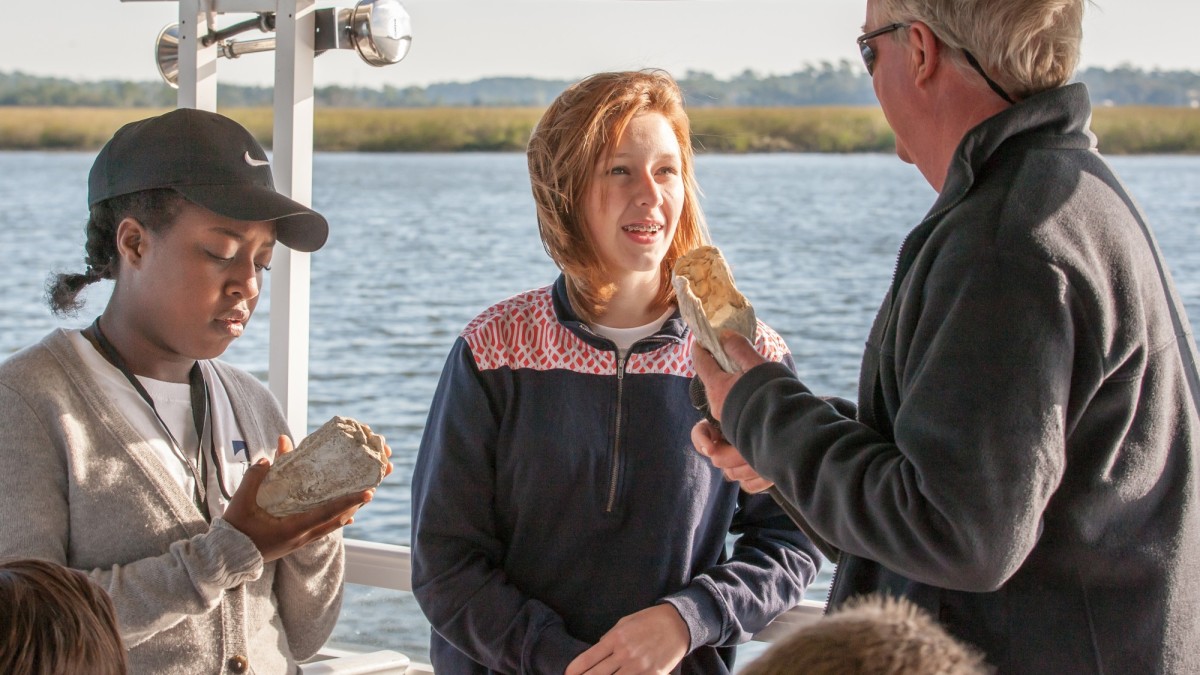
[{"left": 2, "top": 151, "right": 1198, "bottom": 665}]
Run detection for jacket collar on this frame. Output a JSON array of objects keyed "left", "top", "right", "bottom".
[
  {"left": 886, "top": 84, "right": 1098, "bottom": 307},
  {"left": 931, "top": 82, "right": 1097, "bottom": 217},
  {"left": 550, "top": 274, "right": 689, "bottom": 352}
]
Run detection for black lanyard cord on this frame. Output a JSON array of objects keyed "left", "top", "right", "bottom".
[{"left": 84, "top": 318, "right": 213, "bottom": 520}]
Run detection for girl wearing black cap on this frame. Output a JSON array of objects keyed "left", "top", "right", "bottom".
[{"left": 0, "top": 109, "right": 384, "bottom": 673}]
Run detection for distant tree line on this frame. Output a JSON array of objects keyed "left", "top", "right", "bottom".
[{"left": 2, "top": 63, "right": 1198, "bottom": 108}]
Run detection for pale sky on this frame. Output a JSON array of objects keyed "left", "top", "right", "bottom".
[{"left": 1, "top": 1, "right": 1194, "bottom": 89}]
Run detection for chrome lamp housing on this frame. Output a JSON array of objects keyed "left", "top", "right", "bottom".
[{"left": 155, "top": 0, "right": 412, "bottom": 88}]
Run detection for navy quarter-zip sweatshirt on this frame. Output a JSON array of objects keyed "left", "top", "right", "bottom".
[{"left": 412, "top": 276, "right": 820, "bottom": 674}]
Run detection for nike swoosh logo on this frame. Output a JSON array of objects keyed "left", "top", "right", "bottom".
[{"left": 244, "top": 151, "right": 270, "bottom": 167}]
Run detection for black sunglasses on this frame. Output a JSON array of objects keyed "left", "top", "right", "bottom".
[
  {"left": 856, "top": 22, "right": 1016, "bottom": 105},
  {"left": 856, "top": 22, "right": 908, "bottom": 76}
]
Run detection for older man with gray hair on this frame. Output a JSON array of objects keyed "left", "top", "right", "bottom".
[{"left": 690, "top": 1, "right": 1200, "bottom": 672}]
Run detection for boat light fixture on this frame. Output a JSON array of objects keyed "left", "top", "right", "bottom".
[{"left": 155, "top": 0, "right": 412, "bottom": 88}]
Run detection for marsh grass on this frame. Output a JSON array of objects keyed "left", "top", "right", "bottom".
[
  {"left": 0, "top": 105, "right": 1196, "bottom": 154},
  {"left": 692, "top": 107, "right": 896, "bottom": 152},
  {"left": 0, "top": 107, "right": 173, "bottom": 150},
  {"left": 1089, "top": 106, "right": 1200, "bottom": 154}
]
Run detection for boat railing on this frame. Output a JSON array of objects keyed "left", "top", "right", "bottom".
[{"left": 312, "top": 538, "right": 825, "bottom": 673}]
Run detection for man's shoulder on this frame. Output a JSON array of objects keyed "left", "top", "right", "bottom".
[
  {"left": 997, "top": 149, "right": 1141, "bottom": 250},
  {"left": 943, "top": 145, "right": 1136, "bottom": 255}
]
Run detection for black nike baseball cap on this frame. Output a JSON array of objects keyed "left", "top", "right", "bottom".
[{"left": 88, "top": 108, "right": 329, "bottom": 252}]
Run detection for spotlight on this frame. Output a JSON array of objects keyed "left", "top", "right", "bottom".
[{"left": 154, "top": 0, "right": 412, "bottom": 88}]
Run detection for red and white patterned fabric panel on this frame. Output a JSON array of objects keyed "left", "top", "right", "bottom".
[
  {"left": 462, "top": 286, "right": 791, "bottom": 376},
  {"left": 751, "top": 321, "right": 791, "bottom": 366},
  {"left": 624, "top": 320, "right": 790, "bottom": 377},
  {"left": 463, "top": 287, "right": 617, "bottom": 374}
]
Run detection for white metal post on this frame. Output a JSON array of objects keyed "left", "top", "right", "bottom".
[
  {"left": 268, "top": 0, "right": 316, "bottom": 436},
  {"left": 121, "top": 0, "right": 315, "bottom": 436},
  {"left": 176, "top": 0, "right": 218, "bottom": 110}
]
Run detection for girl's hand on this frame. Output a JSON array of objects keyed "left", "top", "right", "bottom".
[{"left": 223, "top": 436, "right": 372, "bottom": 562}]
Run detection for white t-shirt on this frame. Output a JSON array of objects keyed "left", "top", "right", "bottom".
[
  {"left": 69, "top": 330, "right": 256, "bottom": 517},
  {"left": 589, "top": 306, "right": 675, "bottom": 356}
]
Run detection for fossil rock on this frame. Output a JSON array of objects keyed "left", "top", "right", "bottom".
[
  {"left": 673, "top": 245, "right": 757, "bottom": 373},
  {"left": 256, "top": 416, "right": 387, "bottom": 517}
]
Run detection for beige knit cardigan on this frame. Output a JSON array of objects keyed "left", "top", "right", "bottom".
[{"left": 0, "top": 329, "right": 344, "bottom": 674}]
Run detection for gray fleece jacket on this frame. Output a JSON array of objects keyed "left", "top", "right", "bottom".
[
  {"left": 723, "top": 83, "right": 1200, "bottom": 674},
  {"left": 0, "top": 329, "right": 344, "bottom": 674}
]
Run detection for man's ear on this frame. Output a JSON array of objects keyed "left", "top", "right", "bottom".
[
  {"left": 907, "top": 21, "right": 942, "bottom": 88},
  {"left": 114, "top": 217, "right": 149, "bottom": 267}
]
